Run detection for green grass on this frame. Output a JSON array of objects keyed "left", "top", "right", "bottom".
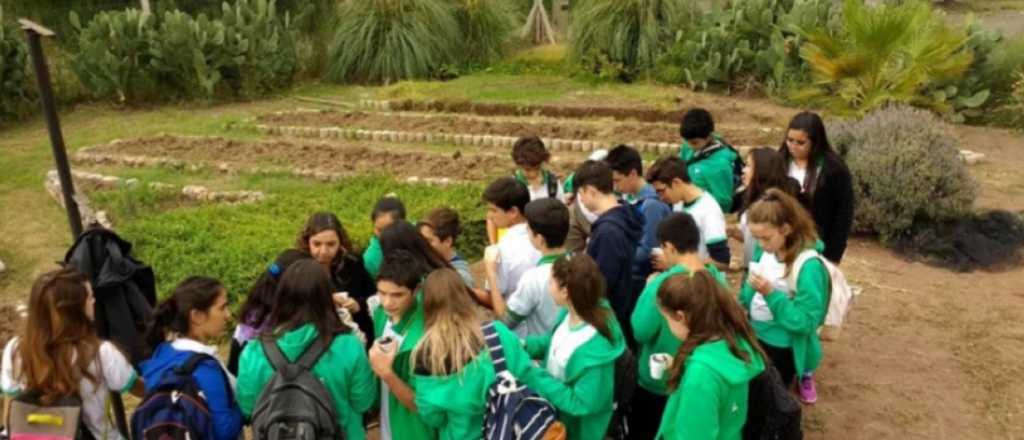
[{"left": 90, "top": 175, "right": 487, "bottom": 304}]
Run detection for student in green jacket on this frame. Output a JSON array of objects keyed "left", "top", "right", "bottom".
[
  {"left": 367, "top": 251, "right": 436, "bottom": 440},
  {"left": 739, "top": 188, "right": 829, "bottom": 388},
  {"left": 655, "top": 270, "right": 766, "bottom": 440},
  {"left": 629, "top": 212, "right": 728, "bottom": 440},
  {"left": 237, "top": 259, "right": 377, "bottom": 440},
  {"left": 679, "top": 108, "right": 739, "bottom": 213},
  {"left": 522, "top": 253, "right": 625, "bottom": 440},
  {"left": 364, "top": 196, "right": 407, "bottom": 279},
  {"left": 411, "top": 269, "right": 536, "bottom": 440}
]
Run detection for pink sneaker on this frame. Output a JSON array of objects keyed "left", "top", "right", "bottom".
[{"left": 799, "top": 374, "right": 818, "bottom": 404}]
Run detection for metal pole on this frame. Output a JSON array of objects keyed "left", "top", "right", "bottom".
[{"left": 20, "top": 19, "right": 83, "bottom": 240}]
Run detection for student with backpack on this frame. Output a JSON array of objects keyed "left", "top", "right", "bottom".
[
  {"left": 483, "top": 177, "right": 543, "bottom": 306},
  {"left": 299, "top": 212, "right": 376, "bottom": 345},
  {"left": 678, "top": 108, "right": 742, "bottom": 213},
  {"left": 655, "top": 271, "right": 767, "bottom": 440},
  {"left": 575, "top": 160, "right": 643, "bottom": 344},
  {"left": 739, "top": 189, "right": 829, "bottom": 395},
  {"left": 488, "top": 198, "right": 568, "bottom": 338},
  {"left": 2, "top": 267, "right": 145, "bottom": 440},
  {"left": 137, "top": 276, "right": 241, "bottom": 440},
  {"left": 237, "top": 259, "right": 376, "bottom": 440},
  {"left": 604, "top": 145, "right": 673, "bottom": 298},
  {"left": 629, "top": 212, "right": 729, "bottom": 440},
  {"left": 364, "top": 196, "right": 408, "bottom": 279},
  {"left": 366, "top": 251, "right": 435, "bottom": 440},
  {"left": 418, "top": 207, "right": 476, "bottom": 287},
  {"left": 520, "top": 254, "right": 626, "bottom": 440},
  {"left": 227, "top": 249, "right": 309, "bottom": 375},
  {"left": 647, "top": 156, "right": 731, "bottom": 269},
  {"left": 412, "top": 269, "right": 538, "bottom": 440},
  {"left": 729, "top": 148, "right": 802, "bottom": 269},
  {"left": 779, "top": 111, "right": 855, "bottom": 264}
]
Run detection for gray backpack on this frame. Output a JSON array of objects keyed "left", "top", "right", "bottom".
[{"left": 251, "top": 335, "right": 343, "bottom": 440}]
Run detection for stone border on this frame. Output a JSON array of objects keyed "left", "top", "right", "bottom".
[
  {"left": 45, "top": 170, "right": 114, "bottom": 230},
  {"left": 73, "top": 140, "right": 464, "bottom": 187}
]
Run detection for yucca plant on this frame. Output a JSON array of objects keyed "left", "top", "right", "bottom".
[
  {"left": 327, "top": 0, "right": 461, "bottom": 84},
  {"left": 570, "top": 0, "right": 697, "bottom": 76},
  {"left": 795, "top": 0, "right": 972, "bottom": 115},
  {"left": 453, "top": 0, "right": 516, "bottom": 64}
]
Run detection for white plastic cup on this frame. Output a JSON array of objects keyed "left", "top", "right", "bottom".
[
  {"left": 650, "top": 353, "right": 673, "bottom": 380},
  {"left": 367, "top": 295, "right": 381, "bottom": 315},
  {"left": 651, "top": 247, "right": 664, "bottom": 257}
]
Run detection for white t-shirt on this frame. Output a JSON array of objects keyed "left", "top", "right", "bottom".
[
  {"left": 545, "top": 318, "right": 596, "bottom": 381},
  {"left": 378, "top": 320, "right": 404, "bottom": 440},
  {"left": 527, "top": 179, "right": 567, "bottom": 203},
  {"left": 674, "top": 193, "right": 728, "bottom": 260},
  {"left": 506, "top": 262, "right": 561, "bottom": 338},
  {"left": 789, "top": 161, "right": 808, "bottom": 190},
  {"left": 2, "top": 338, "right": 137, "bottom": 440},
  {"left": 497, "top": 223, "right": 542, "bottom": 298}
]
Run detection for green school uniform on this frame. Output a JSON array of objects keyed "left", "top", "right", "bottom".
[
  {"left": 364, "top": 235, "right": 383, "bottom": 280},
  {"left": 237, "top": 325, "right": 377, "bottom": 440},
  {"left": 412, "top": 321, "right": 534, "bottom": 440},
  {"left": 738, "top": 243, "right": 829, "bottom": 376},
  {"left": 631, "top": 263, "right": 727, "bottom": 396},
  {"left": 523, "top": 304, "right": 626, "bottom": 440},
  {"left": 656, "top": 339, "right": 765, "bottom": 440},
  {"left": 679, "top": 135, "right": 737, "bottom": 213},
  {"left": 371, "top": 291, "right": 434, "bottom": 440}
]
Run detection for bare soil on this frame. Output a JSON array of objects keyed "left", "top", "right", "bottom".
[{"left": 256, "top": 110, "right": 783, "bottom": 146}]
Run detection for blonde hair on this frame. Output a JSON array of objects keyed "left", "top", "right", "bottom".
[
  {"left": 412, "top": 269, "right": 484, "bottom": 376},
  {"left": 746, "top": 188, "right": 819, "bottom": 274}
]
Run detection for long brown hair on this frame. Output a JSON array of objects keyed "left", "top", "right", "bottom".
[
  {"left": 269, "top": 259, "right": 349, "bottom": 344},
  {"left": 658, "top": 271, "right": 767, "bottom": 391},
  {"left": 743, "top": 147, "right": 798, "bottom": 213},
  {"left": 413, "top": 269, "right": 484, "bottom": 376},
  {"left": 16, "top": 267, "right": 101, "bottom": 404},
  {"left": 746, "top": 188, "right": 819, "bottom": 273},
  {"left": 779, "top": 111, "right": 835, "bottom": 200},
  {"left": 550, "top": 253, "right": 612, "bottom": 341},
  {"left": 297, "top": 212, "right": 355, "bottom": 268}
]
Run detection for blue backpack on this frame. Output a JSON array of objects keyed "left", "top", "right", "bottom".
[
  {"left": 131, "top": 353, "right": 228, "bottom": 440},
  {"left": 481, "top": 322, "right": 566, "bottom": 440}
]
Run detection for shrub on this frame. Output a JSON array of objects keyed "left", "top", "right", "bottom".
[
  {"left": 454, "top": 0, "right": 516, "bottom": 65},
  {"left": 1, "top": 6, "right": 36, "bottom": 120},
  {"left": 69, "top": 8, "right": 160, "bottom": 102},
  {"left": 220, "top": 0, "right": 298, "bottom": 95},
  {"left": 796, "top": 0, "right": 972, "bottom": 116},
  {"left": 828, "top": 105, "right": 977, "bottom": 240},
  {"left": 570, "top": 0, "right": 696, "bottom": 79},
  {"left": 150, "top": 10, "right": 234, "bottom": 99},
  {"left": 326, "top": 0, "right": 461, "bottom": 84}
]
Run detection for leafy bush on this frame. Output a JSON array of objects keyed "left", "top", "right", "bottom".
[
  {"left": 454, "top": 0, "right": 516, "bottom": 64},
  {"left": 570, "top": 0, "right": 696, "bottom": 79},
  {"left": 828, "top": 105, "right": 977, "bottom": 240},
  {"left": 796, "top": 0, "right": 972, "bottom": 115},
  {"left": 940, "top": 28, "right": 1024, "bottom": 125},
  {"left": 1, "top": 6, "right": 36, "bottom": 120},
  {"left": 68, "top": 0, "right": 296, "bottom": 103},
  {"left": 326, "top": 0, "right": 461, "bottom": 84}
]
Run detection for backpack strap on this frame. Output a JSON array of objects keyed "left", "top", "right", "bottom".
[
  {"left": 786, "top": 250, "right": 832, "bottom": 326},
  {"left": 481, "top": 321, "right": 507, "bottom": 375},
  {"left": 295, "top": 334, "right": 334, "bottom": 371},
  {"left": 261, "top": 336, "right": 292, "bottom": 372},
  {"left": 175, "top": 353, "right": 214, "bottom": 375},
  {"left": 545, "top": 170, "right": 559, "bottom": 199}
]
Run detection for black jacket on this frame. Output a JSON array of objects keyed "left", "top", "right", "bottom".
[
  {"left": 64, "top": 227, "right": 157, "bottom": 365},
  {"left": 800, "top": 154, "right": 855, "bottom": 263},
  {"left": 329, "top": 253, "right": 376, "bottom": 345},
  {"left": 586, "top": 202, "right": 644, "bottom": 341}
]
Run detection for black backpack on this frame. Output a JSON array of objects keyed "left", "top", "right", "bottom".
[
  {"left": 686, "top": 141, "right": 745, "bottom": 213},
  {"left": 131, "top": 353, "right": 224, "bottom": 440},
  {"left": 743, "top": 363, "right": 803, "bottom": 440},
  {"left": 605, "top": 348, "right": 637, "bottom": 440},
  {"left": 251, "top": 335, "right": 343, "bottom": 440}
]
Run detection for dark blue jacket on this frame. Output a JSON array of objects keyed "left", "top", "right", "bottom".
[
  {"left": 587, "top": 201, "right": 644, "bottom": 337},
  {"left": 140, "top": 342, "right": 243, "bottom": 440},
  {"left": 631, "top": 184, "right": 672, "bottom": 283}
]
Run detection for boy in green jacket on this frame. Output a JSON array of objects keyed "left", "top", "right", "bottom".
[
  {"left": 367, "top": 252, "right": 435, "bottom": 440},
  {"left": 630, "top": 212, "right": 728, "bottom": 440},
  {"left": 679, "top": 108, "right": 739, "bottom": 213}
]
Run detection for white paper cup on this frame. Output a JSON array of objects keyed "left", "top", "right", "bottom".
[
  {"left": 484, "top": 245, "right": 500, "bottom": 263},
  {"left": 652, "top": 247, "right": 664, "bottom": 256},
  {"left": 366, "top": 295, "right": 381, "bottom": 315},
  {"left": 650, "top": 353, "right": 673, "bottom": 380}
]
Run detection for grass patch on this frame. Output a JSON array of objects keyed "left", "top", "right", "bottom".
[{"left": 97, "top": 174, "right": 487, "bottom": 304}]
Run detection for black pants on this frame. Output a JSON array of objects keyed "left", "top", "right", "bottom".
[
  {"left": 760, "top": 340, "right": 797, "bottom": 387},
  {"left": 628, "top": 386, "right": 668, "bottom": 440}
]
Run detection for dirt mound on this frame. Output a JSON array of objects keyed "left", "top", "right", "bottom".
[{"left": 88, "top": 135, "right": 578, "bottom": 182}]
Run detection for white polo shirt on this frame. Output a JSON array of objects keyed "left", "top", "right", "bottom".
[
  {"left": 674, "top": 193, "right": 728, "bottom": 261},
  {"left": 497, "top": 223, "right": 542, "bottom": 298}
]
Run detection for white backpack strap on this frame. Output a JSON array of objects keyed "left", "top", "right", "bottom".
[{"left": 786, "top": 249, "right": 820, "bottom": 292}]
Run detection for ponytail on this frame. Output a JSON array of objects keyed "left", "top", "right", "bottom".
[
  {"left": 145, "top": 277, "right": 225, "bottom": 354},
  {"left": 658, "top": 271, "right": 767, "bottom": 391},
  {"left": 551, "top": 254, "right": 613, "bottom": 342},
  {"left": 746, "top": 188, "right": 818, "bottom": 273}
]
